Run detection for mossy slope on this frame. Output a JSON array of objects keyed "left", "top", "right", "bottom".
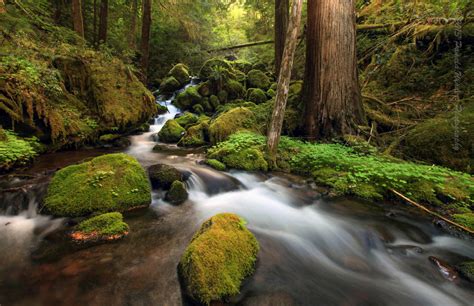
[
  {"left": 44, "top": 153, "right": 151, "bottom": 217},
  {"left": 179, "top": 213, "right": 259, "bottom": 305}
]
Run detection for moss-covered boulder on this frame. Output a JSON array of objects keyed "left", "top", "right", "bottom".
[
  {"left": 232, "top": 60, "right": 253, "bottom": 74},
  {"left": 158, "top": 119, "right": 185, "bottom": 143},
  {"left": 457, "top": 261, "right": 474, "bottom": 282},
  {"left": 247, "top": 88, "right": 268, "bottom": 104},
  {"left": 71, "top": 212, "right": 129, "bottom": 242},
  {"left": 197, "top": 81, "right": 212, "bottom": 97},
  {"left": 209, "top": 107, "right": 258, "bottom": 144},
  {"left": 148, "top": 163, "right": 184, "bottom": 189},
  {"left": 178, "top": 213, "right": 259, "bottom": 305},
  {"left": 205, "top": 159, "right": 226, "bottom": 171},
  {"left": 44, "top": 154, "right": 151, "bottom": 217},
  {"left": 159, "top": 76, "right": 181, "bottom": 94},
  {"left": 157, "top": 104, "right": 169, "bottom": 115},
  {"left": 178, "top": 121, "right": 209, "bottom": 147},
  {"left": 174, "top": 86, "right": 203, "bottom": 111},
  {"left": 165, "top": 180, "right": 188, "bottom": 205},
  {"left": 209, "top": 95, "right": 220, "bottom": 109},
  {"left": 247, "top": 69, "right": 270, "bottom": 89},
  {"left": 168, "top": 63, "right": 190, "bottom": 86},
  {"left": 401, "top": 105, "right": 474, "bottom": 173},
  {"left": 199, "top": 58, "right": 233, "bottom": 80},
  {"left": 210, "top": 147, "right": 268, "bottom": 172},
  {"left": 175, "top": 112, "right": 199, "bottom": 128},
  {"left": 224, "top": 79, "right": 245, "bottom": 100}
]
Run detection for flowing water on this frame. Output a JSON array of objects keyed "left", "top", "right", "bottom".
[{"left": 0, "top": 87, "right": 473, "bottom": 306}]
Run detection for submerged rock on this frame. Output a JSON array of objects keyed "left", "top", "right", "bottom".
[
  {"left": 158, "top": 119, "right": 185, "bottom": 143},
  {"left": 165, "top": 180, "right": 188, "bottom": 205},
  {"left": 43, "top": 153, "right": 151, "bottom": 217},
  {"left": 148, "top": 163, "right": 184, "bottom": 189},
  {"left": 71, "top": 212, "right": 129, "bottom": 242},
  {"left": 178, "top": 213, "right": 259, "bottom": 305}
]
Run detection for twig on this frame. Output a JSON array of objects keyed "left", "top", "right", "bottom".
[{"left": 390, "top": 189, "right": 474, "bottom": 234}]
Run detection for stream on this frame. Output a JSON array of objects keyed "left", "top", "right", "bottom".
[{"left": 0, "top": 87, "right": 473, "bottom": 306}]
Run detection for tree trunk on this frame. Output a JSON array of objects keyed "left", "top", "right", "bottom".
[
  {"left": 71, "top": 0, "right": 84, "bottom": 38},
  {"left": 303, "top": 0, "right": 364, "bottom": 140},
  {"left": 267, "top": 0, "right": 304, "bottom": 164},
  {"left": 98, "top": 0, "right": 108, "bottom": 44},
  {"left": 93, "top": 0, "right": 97, "bottom": 45},
  {"left": 129, "top": 0, "right": 138, "bottom": 49},
  {"left": 140, "top": 0, "right": 152, "bottom": 81},
  {"left": 275, "top": 0, "right": 289, "bottom": 75}
]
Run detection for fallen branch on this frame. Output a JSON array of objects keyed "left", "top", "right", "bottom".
[{"left": 390, "top": 189, "right": 474, "bottom": 234}]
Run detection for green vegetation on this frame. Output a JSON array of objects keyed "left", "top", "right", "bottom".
[
  {"left": 74, "top": 212, "right": 129, "bottom": 241},
  {"left": 457, "top": 261, "right": 474, "bottom": 282},
  {"left": 0, "top": 129, "right": 40, "bottom": 172},
  {"left": 158, "top": 120, "right": 186, "bottom": 143},
  {"left": 205, "top": 159, "right": 226, "bottom": 171},
  {"left": 175, "top": 112, "right": 199, "bottom": 128},
  {"left": 44, "top": 154, "right": 151, "bottom": 217},
  {"left": 247, "top": 69, "right": 271, "bottom": 90},
  {"left": 208, "top": 107, "right": 258, "bottom": 144},
  {"left": 208, "top": 132, "right": 473, "bottom": 227},
  {"left": 247, "top": 88, "right": 268, "bottom": 104},
  {"left": 179, "top": 213, "right": 259, "bottom": 305},
  {"left": 148, "top": 164, "right": 184, "bottom": 189},
  {"left": 452, "top": 213, "right": 474, "bottom": 229},
  {"left": 178, "top": 121, "right": 210, "bottom": 147},
  {"left": 165, "top": 181, "right": 188, "bottom": 205}
]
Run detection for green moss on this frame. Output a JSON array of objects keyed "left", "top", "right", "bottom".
[
  {"left": 267, "top": 88, "right": 276, "bottom": 97},
  {"left": 205, "top": 159, "right": 226, "bottom": 171},
  {"left": 178, "top": 121, "right": 209, "bottom": 147},
  {"left": 247, "top": 69, "right": 270, "bottom": 89},
  {"left": 457, "top": 261, "right": 474, "bottom": 282},
  {"left": 44, "top": 153, "right": 151, "bottom": 217},
  {"left": 217, "top": 90, "right": 228, "bottom": 104},
  {"left": 99, "top": 134, "right": 121, "bottom": 143},
  {"left": 158, "top": 119, "right": 185, "bottom": 143},
  {"left": 193, "top": 104, "right": 205, "bottom": 114},
  {"left": 160, "top": 76, "right": 181, "bottom": 94},
  {"left": 175, "top": 112, "right": 198, "bottom": 128},
  {"left": 75, "top": 212, "right": 129, "bottom": 238},
  {"left": 148, "top": 163, "right": 183, "bottom": 189},
  {"left": 197, "top": 81, "right": 212, "bottom": 97},
  {"left": 208, "top": 107, "right": 258, "bottom": 144},
  {"left": 157, "top": 104, "right": 168, "bottom": 115},
  {"left": 232, "top": 60, "right": 253, "bottom": 74},
  {"left": 165, "top": 180, "right": 188, "bottom": 205},
  {"left": 224, "top": 79, "right": 245, "bottom": 100},
  {"left": 199, "top": 58, "right": 233, "bottom": 80},
  {"left": 247, "top": 88, "right": 268, "bottom": 104},
  {"left": 168, "top": 63, "right": 190, "bottom": 86},
  {"left": 209, "top": 95, "right": 220, "bottom": 109},
  {"left": 174, "top": 86, "right": 202, "bottom": 111},
  {"left": 452, "top": 213, "right": 474, "bottom": 229},
  {"left": 0, "top": 130, "right": 39, "bottom": 172},
  {"left": 178, "top": 213, "right": 259, "bottom": 305}
]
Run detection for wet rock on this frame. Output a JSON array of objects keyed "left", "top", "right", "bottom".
[
  {"left": 148, "top": 163, "right": 183, "bottom": 189},
  {"left": 165, "top": 181, "right": 188, "bottom": 205},
  {"left": 157, "top": 119, "right": 185, "bottom": 143},
  {"left": 387, "top": 245, "right": 424, "bottom": 256},
  {"left": 241, "top": 292, "right": 296, "bottom": 306},
  {"left": 456, "top": 261, "right": 474, "bottom": 282},
  {"left": 429, "top": 256, "right": 459, "bottom": 282}
]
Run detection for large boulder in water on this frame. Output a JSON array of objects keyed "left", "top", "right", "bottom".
[
  {"left": 158, "top": 119, "right": 185, "bottom": 143},
  {"left": 148, "top": 163, "right": 184, "bottom": 189},
  {"left": 159, "top": 76, "right": 181, "bottom": 94},
  {"left": 178, "top": 213, "right": 259, "bottom": 305},
  {"left": 44, "top": 153, "right": 151, "bottom": 217},
  {"left": 165, "top": 180, "right": 188, "bottom": 205},
  {"left": 168, "top": 63, "right": 190, "bottom": 85}
]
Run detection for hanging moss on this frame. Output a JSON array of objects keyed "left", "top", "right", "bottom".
[
  {"left": 178, "top": 213, "right": 259, "bottom": 305},
  {"left": 44, "top": 153, "right": 151, "bottom": 217}
]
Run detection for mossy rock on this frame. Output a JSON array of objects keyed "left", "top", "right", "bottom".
[
  {"left": 224, "top": 79, "right": 245, "bottom": 100},
  {"left": 178, "top": 213, "right": 259, "bottom": 305},
  {"left": 160, "top": 76, "right": 181, "bottom": 94},
  {"left": 209, "top": 95, "right": 220, "bottom": 109},
  {"left": 247, "top": 69, "right": 271, "bottom": 90},
  {"left": 217, "top": 90, "right": 228, "bottom": 104},
  {"left": 175, "top": 112, "right": 199, "bottom": 128},
  {"left": 209, "top": 107, "right": 258, "bottom": 144},
  {"left": 158, "top": 119, "right": 185, "bottom": 143},
  {"left": 165, "top": 180, "right": 188, "bottom": 205},
  {"left": 148, "top": 163, "right": 184, "bottom": 189},
  {"left": 289, "top": 80, "right": 303, "bottom": 97},
  {"left": 44, "top": 154, "right": 151, "bottom": 217},
  {"left": 402, "top": 105, "right": 474, "bottom": 173},
  {"left": 193, "top": 104, "right": 205, "bottom": 114},
  {"left": 178, "top": 121, "right": 209, "bottom": 147},
  {"left": 456, "top": 261, "right": 474, "bottom": 282},
  {"left": 205, "top": 159, "right": 226, "bottom": 171},
  {"left": 197, "top": 81, "right": 212, "bottom": 97},
  {"left": 168, "top": 63, "right": 190, "bottom": 86},
  {"left": 201, "top": 98, "right": 213, "bottom": 113},
  {"left": 199, "top": 58, "right": 233, "bottom": 80},
  {"left": 71, "top": 212, "right": 129, "bottom": 242},
  {"left": 210, "top": 147, "right": 268, "bottom": 172},
  {"left": 247, "top": 88, "right": 268, "bottom": 104},
  {"left": 267, "top": 88, "right": 276, "bottom": 97},
  {"left": 157, "top": 104, "right": 168, "bottom": 115},
  {"left": 232, "top": 60, "right": 253, "bottom": 74},
  {"left": 175, "top": 86, "right": 203, "bottom": 111},
  {"left": 252, "top": 62, "right": 267, "bottom": 72}
]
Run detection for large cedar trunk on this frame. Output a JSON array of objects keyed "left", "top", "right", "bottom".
[
  {"left": 129, "top": 0, "right": 138, "bottom": 49},
  {"left": 267, "top": 0, "right": 304, "bottom": 163},
  {"left": 275, "top": 0, "right": 289, "bottom": 75},
  {"left": 303, "top": 0, "right": 364, "bottom": 140},
  {"left": 71, "top": 0, "right": 84, "bottom": 38},
  {"left": 140, "top": 0, "right": 152, "bottom": 80},
  {"left": 98, "top": 0, "right": 108, "bottom": 44}
]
